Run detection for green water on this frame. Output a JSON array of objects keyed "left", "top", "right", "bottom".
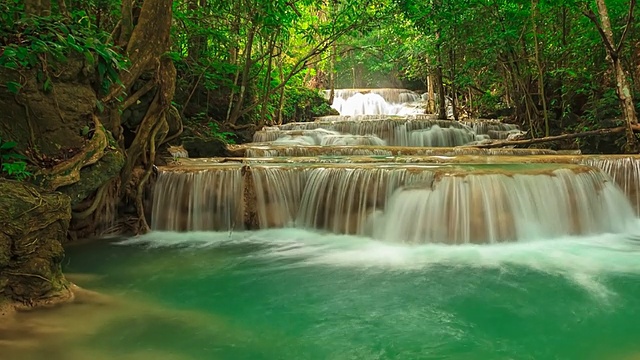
[{"left": 56, "top": 229, "right": 640, "bottom": 359}]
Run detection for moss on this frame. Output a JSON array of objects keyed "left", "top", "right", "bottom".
[{"left": 0, "top": 180, "right": 71, "bottom": 304}]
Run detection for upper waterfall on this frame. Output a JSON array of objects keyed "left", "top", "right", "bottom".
[{"left": 325, "top": 88, "right": 425, "bottom": 116}]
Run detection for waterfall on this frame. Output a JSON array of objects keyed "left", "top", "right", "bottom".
[
  {"left": 149, "top": 84, "right": 640, "bottom": 245},
  {"left": 235, "top": 145, "right": 560, "bottom": 157},
  {"left": 395, "top": 125, "right": 477, "bottom": 147},
  {"left": 151, "top": 165, "right": 244, "bottom": 231},
  {"left": 251, "top": 165, "right": 434, "bottom": 233},
  {"left": 254, "top": 118, "right": 491, "bottom": 146},
  {"left": 372, "top": 168, "right": 635, "bottom": 244},
  {"left": 327, "top": 89, "right": 424, "bottom": 116},
  {"left": 139, "top": 162, "right": 636, "bottom": 243},
  {"left": 580, "top": 156, "right": 640, "bottom": 214}
]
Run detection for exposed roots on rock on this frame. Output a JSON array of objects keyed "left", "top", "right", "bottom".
[
  {"left": 68, "top": 177, "right": 120, "bottom": 240},
  {"left": 36, "top": 116, "right": 108, "bottom": 191},
  {"left": 114, "top": 58, "right": 175, "bottom": 234},
  {"left": 71, "top": 184, "right": 107, "bottom": 221}
]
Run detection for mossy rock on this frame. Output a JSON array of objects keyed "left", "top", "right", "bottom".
[
  {"left": 0, "top": 63, "right": 96, "bottom": 158},
  {"left": 181, "top": 137, "right": 229, "bottom": 158},
  {"left": 0, "top": 180, "right": 71, "bottom": 304},
  {"left": 57, "top": 147, "right": 125, "bottom": 206}
]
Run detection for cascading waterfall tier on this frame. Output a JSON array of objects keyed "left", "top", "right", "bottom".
[
  {"left": 227, "top": 145, "right": 563, "bottom": 158},
  {"left": 254, "top": 116, "right": 518, "bottom": 147},
  {"left": 580, "top": 156, "right": 640, "bottom": 213},
  {"left": 325, "top": 88, "right": 424, "bottom": 116},
  {"left": 151, "top": 164, "right": 245, "bottom": 232},
  {"left": 152, "top": 161, "right": 637, "bottom": 243},
  {"left": 372, "top": 167, "right": 635, "bottom": 244}
]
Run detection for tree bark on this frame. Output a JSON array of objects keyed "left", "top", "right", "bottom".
[
  {"left": 435, "top": 43, "right": 447, "bottom": 120},
  {"left": 24, "top": 0, "right": 51, "bottom": 16},
  {"left": 585, "top": 0, "right": 639, "bottom": 152},
  {"left": 56, "top": 0, "right": 69, "bottom": 18},
  {"left": 531, "top": 0, "right": 550, "bottom": 136},
  {"left": 227, "top": 26, "right": 256, "bottom": 125},
  {"left": 426, "top": 62, "right": 436, "bottom": 114},
  {"left": 102, "top": 0, "right": 177, "bottom": 233}
]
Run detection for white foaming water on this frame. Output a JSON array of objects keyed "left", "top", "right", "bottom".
[
  {"left": 319, "top": 135, "right": 386, "bottom": 146},
  {"left": 401, "top": 125, "right": 478, "bottom": 147},
  {"left": 271, "top": 135, "right": 317, "bottom": 146},
  {"left": 151, "top": 166, "right": 244, "bottom": 231},
  {"left": 330, "top": 90, "right": 424, "bottom": 116},
  {"left": 371, "top": 168, "right": 638, "bottom": 244},
  {"left": 119, "top": 227, "right": 640, "bottom": 298},
  {"left": 253, "top": 117, "right": 508, "bottom": 147}
]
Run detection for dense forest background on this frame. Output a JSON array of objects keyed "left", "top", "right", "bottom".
[{"left": 1, "top": 0, "right": 639, "bottom": 235}]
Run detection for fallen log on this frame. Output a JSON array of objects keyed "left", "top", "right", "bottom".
[{"left": 469, "top": 125, "right": 640, "bottom": 149}]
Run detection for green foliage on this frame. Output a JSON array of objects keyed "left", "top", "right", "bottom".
[
  {"left": 0, "top": 137, "right": 30, "bottom": 181},
  {"left": 0, "top": 11, "right": 127, "bottom": 94},
  {"left": 207, "top": 122, "right": 236, "bottom": 144},
  {"left": 170, "top": 0, "right": 387, "bottom": 125},
  {"left": 280, "top": 86, "right": 334, "bottom": 122}
]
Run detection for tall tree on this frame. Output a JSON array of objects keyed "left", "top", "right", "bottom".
[{"left": 583, "top": 0, "right": 638, "bottom": 152}]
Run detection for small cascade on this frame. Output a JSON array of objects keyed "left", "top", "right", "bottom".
[
  {"left": 254, "top": 117, "right": 493, "bottom": 146},
  {"left": 151, "top": 165, "right": 244, "bottom": 231},
  {"left": 581, "top": 156, "right": 640, "bottom": 214},
  {"left": 461, "top": 121, "right": 519, "bottom": 136},
  {"left": 327, "top": 88, "right": 424, "bottom": 116},
  {"left": 319, "top": 135, "right": 387, "bottom": 146},
  {"left": 266, "top": 130, "right": 387, "bottom": 147},
  {"left": 372, "top": 168, "right": 635, "bottom": 244},
  {"left": 250, "top": 165, "right": 435, "bottom": 233},
  {"left": 228, "top": 144, "right": 560, "bottom": 157},
  {"left": 396, "top": 125, "right": 477, "bottom": 147},
  {"left": 151, "top": 156, "right": 640, "bottom": 243},
  {"left": 261, "top": 163, "right": 638, "bottom": 242}
]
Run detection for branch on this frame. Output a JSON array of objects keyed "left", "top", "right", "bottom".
[
  {"left": 582, "top": 8, "right": 617, "bottom": 56},
  {"left": 616, "top": 0, "right": 637, "bottom": 53},
  {"left": 121, "top": 79, "right": 156, "bottom": 110},
  {"left": 469, "top": 125, "right": 640, "bottom": 148}
]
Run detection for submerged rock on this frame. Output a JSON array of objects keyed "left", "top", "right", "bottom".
[{"left": 0, "top": 180, "right": 71, "bottom": 307}]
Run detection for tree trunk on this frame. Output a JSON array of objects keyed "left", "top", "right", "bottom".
[
  {"left": 427, "top": 65, "right": 436, "bottom": 114},
  {"left": 329, "top": 42, "right": 336, "bottom": 104},
  {"left": 586, "top": 0, "right": 639, "bottom": 152},
  {"left": 56, "top": 0, "right": 69, "bottom": 18},
  {"left": 531, "top": 0, "right": 550, "bottom": 136},
  {"left": 102, "top": 0, "right": 177, "bottom": 233},
  {"left": 187, "top": 0, "right": 207, "bottom": 63},
  {"left": 228, "top": 26, "right": 256, "bottom": 125},
  {"left": 24, "top": 0, "right": 51, "bottom": 16},
  {"left": 435, "top": 52, "right": 447, "bottom": 120}
]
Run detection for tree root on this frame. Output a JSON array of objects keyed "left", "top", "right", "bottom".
[
  {"left": 468, "top": 125, "right": 640, "bottom": 149},
  {"left": 135, "top": 114, "right": 168, "bottom": 232},
  {"left": 71, "top": 184, "right": 107, "bottom": 220},
  {"left": 36, "top": 116, "right": 108, "bottom": 190}
]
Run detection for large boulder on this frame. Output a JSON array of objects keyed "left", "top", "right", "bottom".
[
  {"left": 0, "top": 180, "right": 71, "bottom": 306},
  {"left": 0, "top": 57, "right": 96, "bottom": 159}
]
